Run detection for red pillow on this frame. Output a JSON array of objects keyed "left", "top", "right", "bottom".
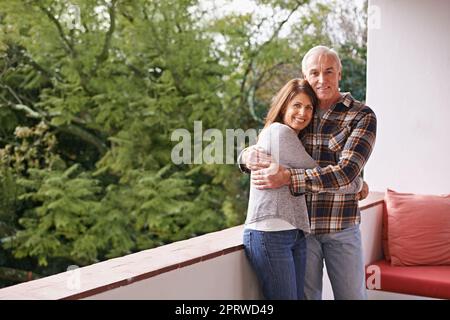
[
  {"left": 382, "top": 201, "right": 391, "bottom": 262},
  {"left": 385, "top": 189, "right": 450, "bottom": 266}
]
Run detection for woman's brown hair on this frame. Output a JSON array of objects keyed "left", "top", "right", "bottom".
[{"left": 263, "top": 78, "right": 318, "bottom": 129}]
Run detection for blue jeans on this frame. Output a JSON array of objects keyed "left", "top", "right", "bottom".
[
  {"left": 243, "top": 228, "right": 307, "bottom": 300},
  {"left": 304, "top": 225, "right": 367, "bottom": 300}
]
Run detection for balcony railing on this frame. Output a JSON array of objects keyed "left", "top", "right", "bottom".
[{"left": 0, "top": 193, "right": 385, "bottom": 300}]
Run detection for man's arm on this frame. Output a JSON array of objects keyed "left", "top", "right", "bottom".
[
  {"left": 289, "top": 111, "right": 377, "bottom": 194},
  {"left": 237, "top": 146, "right": 272, "bottom": 174},
  {"left": 237, "top": 148, "right": 251, "bottom": 174},
  {"left": 326, "top": 176, "right": 363, "bottom": 194}
]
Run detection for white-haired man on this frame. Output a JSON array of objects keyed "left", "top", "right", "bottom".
[{"left": 239, "top": 46, "right": 377, "bottom": 299}]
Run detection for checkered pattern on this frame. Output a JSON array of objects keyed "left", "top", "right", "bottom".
[{"left": 288, "top": 93, "right": 377, "bottom": 234}]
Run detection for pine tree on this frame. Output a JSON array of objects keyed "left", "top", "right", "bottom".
[{"left": 0, "top": 0, "right": 367, "bottom": 287}]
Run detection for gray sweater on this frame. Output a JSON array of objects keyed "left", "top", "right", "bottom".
[{"left": 246, "top": 122, "right": 362, "bottom": 233}]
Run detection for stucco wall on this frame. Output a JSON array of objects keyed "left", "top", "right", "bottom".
[{"left": 365, "top": 0, "right": 450, "bottom": 194}]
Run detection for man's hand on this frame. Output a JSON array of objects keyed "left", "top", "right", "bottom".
[
  {"left": 356, "top": 181, "right": 369, "bottom": 200},
  {"left": 242, "top": 146, "right": 273, "bottom": 171},
  {"left": 251, "top": 163, "right": 291, "bottom": 189}
]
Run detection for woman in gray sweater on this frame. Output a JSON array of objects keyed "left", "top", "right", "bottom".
[{"left": 243, "top": 79, "right": 362, "bottom": 300}]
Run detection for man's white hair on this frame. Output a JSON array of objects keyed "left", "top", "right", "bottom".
[{"left": 301, "top": 45, "right": 342, "bottom": 76}]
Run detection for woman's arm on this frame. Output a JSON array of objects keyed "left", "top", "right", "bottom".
[{"left": 251, "top": 123, "right": 364, "bottom": 194}]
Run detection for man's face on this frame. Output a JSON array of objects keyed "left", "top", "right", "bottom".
[{"left": 303, "top": 53, "right": 341, "bottom": 103}]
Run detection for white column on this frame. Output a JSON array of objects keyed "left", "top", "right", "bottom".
[{"left": 365, "top": 0, "right": 450, "bottom": 194}]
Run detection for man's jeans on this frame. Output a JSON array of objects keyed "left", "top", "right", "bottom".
[
  {"left": 243, "top": 228, "right": 306, "bottom": 300},
  {"left": 304, "top": 224, "right": 367, "bottom": 300}
]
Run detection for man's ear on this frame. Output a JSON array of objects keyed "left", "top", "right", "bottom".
[{"left": 338, "top": 70, "right": 342, "bottom": 81}]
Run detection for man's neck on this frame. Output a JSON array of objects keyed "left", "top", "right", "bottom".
[{"left": 318, "top": 92, "right": 342, "bottom": 110}]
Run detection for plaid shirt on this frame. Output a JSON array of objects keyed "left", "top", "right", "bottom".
[{"left": 289, "top": 93, "right": 377, "bottom": 234}]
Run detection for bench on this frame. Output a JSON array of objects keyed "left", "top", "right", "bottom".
[{"left": 362, "top": 190, "right": 450, "bottom": 300}]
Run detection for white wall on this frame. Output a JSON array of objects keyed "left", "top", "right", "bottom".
[
  {"left": 365, "top": 0, "right": 450, "bottom": 194},
  {"left": 85, "top": 251, "right": 262, "bottom": 300}
]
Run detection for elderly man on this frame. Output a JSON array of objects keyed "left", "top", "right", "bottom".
[{"left": 239, "top": 46, "right": 377, "bottom": 300}]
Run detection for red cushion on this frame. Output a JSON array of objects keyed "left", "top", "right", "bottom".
[
  {"left": 385, "top": 189, "right": 450, "bottom": 266},
  {"left": 366, "top": 260, "right": 450, "bottom": 299},
  {"left": 382, "top": 201, "right": 391, "bottom": 262}
]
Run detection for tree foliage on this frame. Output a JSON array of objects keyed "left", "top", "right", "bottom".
[{"left": 0, "top": 0, "right": 367, "bottom": 287}]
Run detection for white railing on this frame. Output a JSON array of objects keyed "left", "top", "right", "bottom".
[{"left": 0, "top": 193, "right": 385, "bottom": 300}]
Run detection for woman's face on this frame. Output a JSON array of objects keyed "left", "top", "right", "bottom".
[{"left": 282, "top": 92, "right": 314, "bottom": 134}]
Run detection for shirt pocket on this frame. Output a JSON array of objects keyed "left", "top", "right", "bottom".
[{"left": 328, "top": 125, "right": 351, "bottom": 152}]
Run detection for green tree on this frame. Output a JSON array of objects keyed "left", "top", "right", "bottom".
[{"left": 0, "top": 0, "right": 367, "bottom": 287}]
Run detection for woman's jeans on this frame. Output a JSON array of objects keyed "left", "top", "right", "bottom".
[{"left": 243, "top": 228, "right": 307, "bottom": 300}]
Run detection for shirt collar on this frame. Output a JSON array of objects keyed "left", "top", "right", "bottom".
[{"left": 340, "top": 92, "right": 355, "bottom": 108}]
